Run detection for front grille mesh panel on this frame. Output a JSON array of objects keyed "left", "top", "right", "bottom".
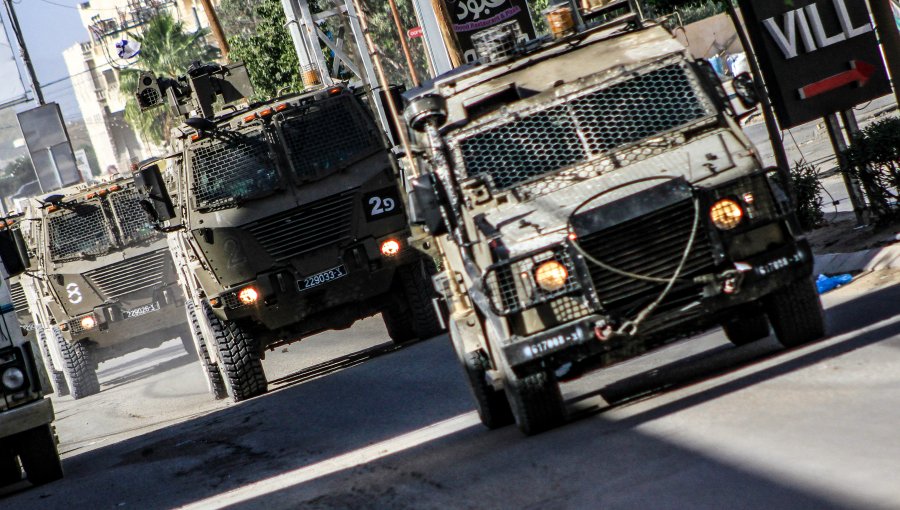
[
  {"left": 9, "top": 281, "right": 27, "bottom": 313},
  {"left": 84, "top": 248, "right": 171, "bottom": 300},
  {"left": 577, "top": 199, "right": 715, "bottom": 316},
  {"left": 246, "top": 191, "right": 356, "bottom": 262},
  {"left": 484, "top": 249, "right": 582, "bottom": 316},
  {"left": 457, "top": 63, "right": 709, "bottom": 191},
  {"left": 48, "top": 204, "right": 113, "bottom": 261},
  {"left": 109, "top": 187, "right": 160, "bottom": 244},
  {"left": 190, "top": 128, "right": 280, "bottom": 210},
  {"left": 280, "top": 96, "right": 380, "bottom": 181}
]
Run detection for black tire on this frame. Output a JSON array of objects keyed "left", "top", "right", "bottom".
[
  {"left": 179, "top": 324, "right": 198, "bottom": 359},
  {"left": 0, "top": 444, "right": 21, "bottom": 487},
  {"left": 464, "top": 351, "right": 514, "bottom": 429},
  {"left": 38, "top": 329, "right": 69, "bottom": 397},
  {"left": 765, "top": 277, "right": 826, "bottom": 348},
  {"left": 505, "top": 370, "right": 566, "bottom": 436},
  {"left": 382, "top": 260, "right": 444, "bottom": 344},
  {"left": 721, "top": 312, "right": 770, "bottom": 346},
  {"left": 186, "top": 302, "right": 226, "bottom": 399},
  {"left": 16, "top": 425, "right": 63, "bottom": 485},
  {"left": 54, "top": 329, "right": 100, "bottom": 400},
  {"left": 203, "top": 304, "right": 267, "bottom": 402}
]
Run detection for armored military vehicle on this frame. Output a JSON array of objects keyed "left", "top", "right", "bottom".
[
  {"left": 0, "top": 232, "right": 63, "bottom": 486},
  {"left": 136, "top": 62, "right": 443, "bottom": 402},
  {"left": 14, "top": 177, "right": 190, "bottom": 400},
  {"left": 403, "top": 12, "right": 825, "bottom": 435}
]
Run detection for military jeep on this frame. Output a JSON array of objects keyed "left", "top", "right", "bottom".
[{"left": 403, "top": 16, "right": 824, "bottom": 435}]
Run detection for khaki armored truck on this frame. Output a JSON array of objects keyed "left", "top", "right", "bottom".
[
  {"left": 136, "top": 62, "right": 443, "bottom": 402},
  {"left": 0, "top": 234, "right": 63, "bottom": 486},
  {"left": 14, "top": 177, "right": 190, "bottom": 400},
  {"left": 403, "top": 15, "right": 825, "bottom": 435}
]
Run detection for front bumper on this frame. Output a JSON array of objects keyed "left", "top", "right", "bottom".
[
  {"left": 502, "top": 241, "right": 813, "bottom": 376},
  {"left": 64, "top": 283, "right": 184, "bottom": 343},
  {"left": 0, "top": 397, "right": 54, "bottom": 439}
]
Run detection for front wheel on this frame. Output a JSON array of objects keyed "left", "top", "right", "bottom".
[
  {"left": 382, "top": 260, "right": 445, "bottom": 344},
  {"left": 16, "top": 425, "right": 63, "bottom": 485},
  {"left": 463, "top": 351, "right": 514, "bottom": 429},
  {"left": 0, "top": 445, "right": 21, "bottom": 487},
  {"left": 54, "top": 328, "right": 100, "bottom": 400},
  {"left": 203, "top": 304, "right": 267, "bottom": 402},
  {"left": 765, "top": 277, "right": 826, "bottom": 348},
  {"left": 505, "top": 370, "right": 566, "bottom": 436},
  {"left": 721, "top": 310, "right": 770, "bottom": 346},
  {"left": 186, "top": 301, "right": 226, "bottom": 399},
  {"left": 38, "top": 329, "right": 68, "bottom": 397}
]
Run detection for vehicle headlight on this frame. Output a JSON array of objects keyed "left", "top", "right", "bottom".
[
  {"left": 238, "top": 286, "right": 259, "bottom": 305},
  {"left": 80, "top": 315, "right": 96, "bottom": 330},
  {"left": 710, "top": 198, "right": 744, "bottom": 230},
  {"left": 534, "top": 260, "right": 569, "bottom": 292},
  {"left": 1, "top": 367, "right": 25, "bottom": 390}
]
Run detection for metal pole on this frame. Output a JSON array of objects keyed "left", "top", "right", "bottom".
[
  {"left": 297, "top": 0, "right": 333, "bottom": 86},
  {"left": 824, "top": 113, "right": 867, "bottom": 225},
  {"left": 725, "top": 3, "right": 791, "bottom": 183},
  {"left": 3, "top": 0, "right": 44, "bottom": 105},
  {"left": 197, "top": 0, "right": 230, "bottom": 58},
  {"left": 343, "top": 0, "right": 390, "bottom": 135},
  {"left": 281, "top": 0, "right": 315, "bottom": 71},
  {"left": 410, "top": 0, "right": 453, "bottom": 75},
  {"left": 429, "top": 0, "right": 463, "bottom": 67},
  {"left": 869, "top": 0, "right": 900, "bottom": 108},
  {"left": 387, "top": 0, "right": 421, "bottom": 87}
]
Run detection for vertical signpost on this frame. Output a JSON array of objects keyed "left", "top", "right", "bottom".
[{"left": 736, "top": 0, "right": 893, "bottom": 224}]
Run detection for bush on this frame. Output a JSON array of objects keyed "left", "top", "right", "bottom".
[
  {"left": 790, "top": 161, "right": 824, "bottom": 231},
  {"left": 844, "top": 117, "right": 900, "bottom": 222}
]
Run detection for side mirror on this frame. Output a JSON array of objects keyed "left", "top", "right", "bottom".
[
  {"left": 732, "top": 73, "right": 759, "bottom": 108},
  {"left": 0, "top": 227, "right": 29, "bottom": 277},
  {"left": 408, "top": 173, "right": 449, "bottom": 236},
  {"left": 134, "top": 163, "right": 176, "bottom": 223}
]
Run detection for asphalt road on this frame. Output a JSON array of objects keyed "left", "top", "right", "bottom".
[{"left": 2, "top": 270, "right": 900, "bottom": 509}]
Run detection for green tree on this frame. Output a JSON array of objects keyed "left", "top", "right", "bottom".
[
  {"left": 119, "top": 14, "right": 220, "bottom": 145},
  {"left": 228, "top": 0, "right": 303, "bottom": 100}
]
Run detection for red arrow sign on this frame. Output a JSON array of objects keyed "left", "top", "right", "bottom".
[
  {"left": 798, "top": 60, "right": 876, "bottom": 99},
  {"left": 407, "top": 26, "right": 423, "bottom": 39}
]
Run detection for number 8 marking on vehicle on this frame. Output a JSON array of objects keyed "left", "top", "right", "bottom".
[
  {"left": 66, "top": 283, "right": 83, "bottom": 304},
  {"left": 369, "top": 196, "right": 396, "bottom": 216}
]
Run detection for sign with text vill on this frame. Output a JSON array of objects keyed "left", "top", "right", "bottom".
[{"left": 736, "top": 0, "right": 892, "bottom": 128}]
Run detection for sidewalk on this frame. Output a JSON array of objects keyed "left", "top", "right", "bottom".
[{"left": 814, "top": 243, "right": 900, "bottom": 275}]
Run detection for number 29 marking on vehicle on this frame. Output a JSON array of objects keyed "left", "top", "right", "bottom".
[{"left": 363, "top": 187, "right": 402, "bottom": 221}]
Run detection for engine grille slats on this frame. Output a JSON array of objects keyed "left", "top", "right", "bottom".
[
  {"left": 84, "top": 249, "right": 171, "bottom": 300},
  {"left": 577, "top": 198, "right": 714, "bottom": 313},
  {"left": 246, "top": 192, "right": 356, "bottom": 261},
  {"left": 9, "top": 281, "right": 28, "bottom": 313}
]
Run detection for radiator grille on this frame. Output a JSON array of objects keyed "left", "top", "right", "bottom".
[
  {"left": 457, "top": 63, "right": 710, "bottom": 191},
  {"left": 245, "top": 191, "right": 356, "bottom": 262},
  {"left": 48, "top": 204, "right": 114, "bottom": 261},
  {"left": 190, "top": 128, "right": 280, "bottom": 210},
  {"left": 109, "top": 187, "right": 160, "bottom": 244},
  {"left": 9, "top": 281, "right": 27, "bottom": 313},
  {"left": 279, "top": 96, "right": 381, "bottom": 182},
  {"left": 484, "top": 248, "right": 582, "bottom": 316},
  {"left": 577, "top": 199, "right": 715, "bottom": 317},
  {"left": 84, "top": 248, "right": 172, "bottom": 300}
]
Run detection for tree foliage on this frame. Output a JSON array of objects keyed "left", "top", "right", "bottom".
[
  {"left": 118, "top": 14, "right": 220, "bottom": 145},
  {"left": 227, "top": 0, "right": 303, "bottom": 100}
]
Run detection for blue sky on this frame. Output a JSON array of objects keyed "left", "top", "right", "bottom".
[{"left": 5, "top": 0, "right": 91, "bottom": 121}]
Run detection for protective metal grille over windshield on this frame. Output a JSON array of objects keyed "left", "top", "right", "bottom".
[
  {"left": 110, "top": 188, "right": 159, "bottom": 244},
  {"left": 190, "top": 129, "right": 279, "bottom": 210},
  {"left": 280, "top": 96, "right": 380, "bottom": 181},
  {"left": 48, "top": 205, "right": 113, "bottom": 261},
  {"left": 458, "top": 64, "right": 709, "bottom": 190}
]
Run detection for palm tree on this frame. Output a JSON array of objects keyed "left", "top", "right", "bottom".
[{"left": 119, "top": 14, "right": 220, "bottom": 146}]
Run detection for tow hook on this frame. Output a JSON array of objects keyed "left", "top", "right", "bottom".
[
  {"left": 594, "top": 319, "right": 614, "bottom": 342},
  {"left": 696, "top": 262, "right": 752, "bottom": 296}
]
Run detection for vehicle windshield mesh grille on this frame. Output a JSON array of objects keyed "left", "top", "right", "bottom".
[
  {"left": 457, "top": 64, "right": 710, "bottom": 190},
  {"left": 48, "top": 204, "right": 113, "bottom": 261},
  {"left": 190, "top": 128, "right": 280, "bottom": 210},
  {"left": 109, "top": 188, "right": 160, "bottom": 244},
  {"left": 280, "top": 96, "right": 381, "bottom": 182}
]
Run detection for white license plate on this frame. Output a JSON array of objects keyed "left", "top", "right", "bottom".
[
  {"left": 124, "top": 302, "right": 161, "bottom": 319},
  {"left": 300, "top": 265, "right": 348, "bottom": 290}
]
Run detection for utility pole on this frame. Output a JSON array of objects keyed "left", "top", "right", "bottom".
[
  {"left": 869, "top": 0, "right": 900, "bottom": 108},
  {"left": 3, "top": 0, "right": 44, "bottom": 105},
  {"left": 429, "top": 0, "right": 463, "bottom": 67},
  {"left": 387, "top": 0, "right": 420, "bottom": 86},
  {"left": 197, "top": 0, "right": 230, "bottom": 58}
]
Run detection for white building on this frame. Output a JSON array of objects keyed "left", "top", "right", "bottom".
[{"left": 63, "top": 0, "right": 217, "bottom": 175}]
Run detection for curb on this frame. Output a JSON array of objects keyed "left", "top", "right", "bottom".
[{"left": 813, "top": 243, "right": 900, "bottom": 275}]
